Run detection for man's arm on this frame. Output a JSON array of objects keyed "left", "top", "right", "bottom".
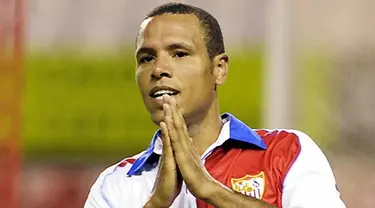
[{"left": 281, "top": 130, "right": 347, "bottom": 208}]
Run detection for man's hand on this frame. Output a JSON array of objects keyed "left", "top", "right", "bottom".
[
  {"left": 162, "top": 95, "right": 217, "bottom": 199},
  {"left": 144, "top": 96, "right": 183, "bottom": 208},
  {"left": 162, "top": 95, "right": 276, "bottom": 208}
]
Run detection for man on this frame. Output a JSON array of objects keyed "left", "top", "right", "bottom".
[{"left": 85, "top": 2, "right": 346, "bottom": 208}]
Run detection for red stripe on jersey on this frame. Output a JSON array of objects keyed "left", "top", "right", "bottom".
[
  {"left": 118, "top": 158, "right": 136, "bottom": 167},
  {"left": 196, "top": 130, "right": 301, "bottom": 208}
]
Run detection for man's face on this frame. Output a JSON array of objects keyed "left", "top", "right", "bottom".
[{"left": 135, "top": 14, "right": 218, "bottom": 125}]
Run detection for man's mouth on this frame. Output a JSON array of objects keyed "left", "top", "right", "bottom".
[{"left": 149, "top": 86, "right": 180, "bottom": 100}]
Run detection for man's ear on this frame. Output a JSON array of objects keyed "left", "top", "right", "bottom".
[{"left": 212, "top": 53, "right": 229, "bottom": 85}]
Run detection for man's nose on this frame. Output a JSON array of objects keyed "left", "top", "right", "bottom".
[{"left": 151, "top": 58, "right": 172, "bottom": 79}]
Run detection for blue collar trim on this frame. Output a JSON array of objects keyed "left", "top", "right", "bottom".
[{"left": 127, "top": 113, "right": 266, "bottom": 176}]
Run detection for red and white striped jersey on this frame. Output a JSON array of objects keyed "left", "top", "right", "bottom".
[{"left": 84, "top": 113, "right": 346, "bottom": 208}]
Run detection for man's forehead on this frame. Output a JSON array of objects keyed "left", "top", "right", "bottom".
[
  {"left": 139, "top": 17, "right": 153, "bottom": 31},
  {"left": 137, "top": 14, "right": 202, "bottom": 40}
]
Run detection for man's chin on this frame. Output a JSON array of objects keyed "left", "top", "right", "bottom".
[
  {"left": 150, "top": 111, "right": 164, "bottom": 126},
  {"left": 149, "top": 108, "right": 189, "bottom": 127}
]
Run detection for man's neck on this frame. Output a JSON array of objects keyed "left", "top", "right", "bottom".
[{"left": 186, "top": 102, "right": 223, "bottom": 156}]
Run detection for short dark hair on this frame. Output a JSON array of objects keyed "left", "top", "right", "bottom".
[{"left": 143, "top": 2, "right": 225, "bottom": 60}]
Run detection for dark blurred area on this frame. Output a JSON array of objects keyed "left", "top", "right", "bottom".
[{"left": 1, "top": 0, "right": 374, "bottom": 207}]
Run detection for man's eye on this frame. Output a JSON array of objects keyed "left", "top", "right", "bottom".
[
  {"left": 140, "top": 56, "right": 154, "bottom": 63},
  {"left": 173, "top": 51, "right": 189, "bottom": 58}
]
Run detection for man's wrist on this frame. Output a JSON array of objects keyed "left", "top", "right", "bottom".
[
  {"left": 144, "top": 198, "right": 165, "bottom": 208},
  {"left": 196, "top": 179, "right": 224, "bottom": 202},
  {"left": 198, "top": 179, "right": 237, "bottom": 206},
  {"left": 145, "top": 194, "right": 173, "bottom": 208}
]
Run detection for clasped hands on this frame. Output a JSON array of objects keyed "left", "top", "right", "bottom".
[{"left": 144, "top": 95, "right": 217, "bottom": 208}]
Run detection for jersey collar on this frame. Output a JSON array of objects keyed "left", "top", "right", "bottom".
[{"left": 127, "top": 113, "right": 266, "bottom": 176}]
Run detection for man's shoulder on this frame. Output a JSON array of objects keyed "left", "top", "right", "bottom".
[
  {"left": 255, "top": 128, "right": 316, "bottom": 148},
  {"left": 253, "top": 129, "right": 335, "bottom": 180},
  {"left": 96, "top": 151, "right": 145, "bottom": 179},
  {"left": 253, "top": 129, "right": 325, "bottom": 171},
  {"left": 87, "top": 151, "right": 151, "bottom": 197},
  {"left": 255, "top": 128, "right": 310, "bottom": 138},
  {"left": 85, "top": 151, "right": 156, "bottom": 207}
]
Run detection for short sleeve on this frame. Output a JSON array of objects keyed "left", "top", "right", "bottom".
[
  {"left": 84, "top": 166, "right": 117, "bottom": 208},
  {"left": 84, "top": 157, "right": 155, "bottom": 208},
  {"left": 281, "top": 130, "right": 347, "bottom": 208}
]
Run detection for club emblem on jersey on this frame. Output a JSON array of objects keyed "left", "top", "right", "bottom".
[{"left": 231, "top": 171, "right": 265, "bottom": 199}]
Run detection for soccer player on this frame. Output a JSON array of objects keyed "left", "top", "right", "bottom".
[{"left": 84, "top": 2, "right": 346, "bottom": 208}]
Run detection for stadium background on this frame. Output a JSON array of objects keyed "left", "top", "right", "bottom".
[{"left": 1, "top": 0, "right": 375, "bottom": 207}]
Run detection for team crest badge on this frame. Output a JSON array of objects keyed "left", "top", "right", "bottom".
[{"left": 231, "top": 171, "right": 265, "bottom": 199}]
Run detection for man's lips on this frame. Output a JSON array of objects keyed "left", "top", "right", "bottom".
[{"left": 149, "top": 86, "right": 180, "bottom": 99}]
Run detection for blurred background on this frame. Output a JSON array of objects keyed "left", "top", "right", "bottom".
[{"left": 1, "top": 0, "right": 374, "bottom": 207}]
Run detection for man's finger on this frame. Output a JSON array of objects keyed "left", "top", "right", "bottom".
[
  {"left": 169, "top": 97, "right": 187, "bottom": 131},
  {"left": 162, "top": 96, "right": 179, "bottom": 143},
  {"left": 160, "top": 121, "right": 171, "bottom": 151},
  {"left": 168, "top": 97, "right": 190, "bottom": 153}
]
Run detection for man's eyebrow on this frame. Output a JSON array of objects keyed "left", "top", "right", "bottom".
[
  {"left": 166, "top": 43, "right": 194, "bottom": 51},
  {"left": 136, "top": 47, "right": 156, "bottom": 58},
  {"left": 136, "top": 43, "right": 194, "bottom": 57}
]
